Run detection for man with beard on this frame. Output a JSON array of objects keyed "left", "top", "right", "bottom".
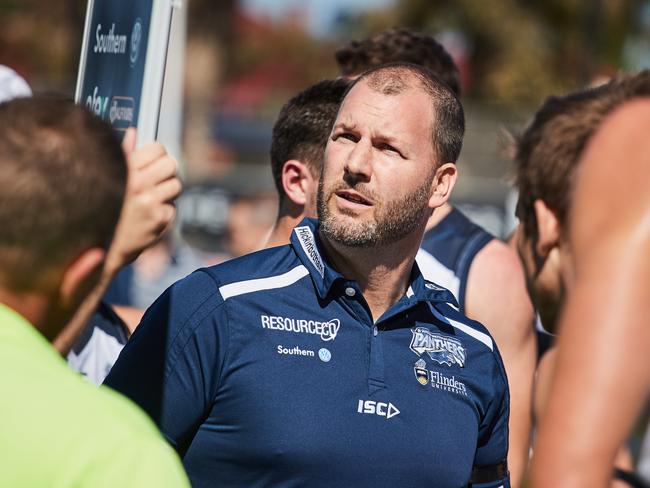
[
  {"left": 105, "top": 63, "right": 511, "bottom": 488},
  {"left": 336, "top": 29, "right": 535, "bottom": 485},
  {"left": 512, "top": 72, "right": 650, "bottom": 487}
]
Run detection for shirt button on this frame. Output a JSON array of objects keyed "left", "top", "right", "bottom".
[
  {"left": 345, "top": 287, "right": 356, "bottom": 297},
  {"left": 373, "top": 326, "right": 378, "bottom": 336}
]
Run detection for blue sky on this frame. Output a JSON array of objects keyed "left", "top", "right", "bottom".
[{"left": 240, "top": 0, "right": 395, "bottom": 36}]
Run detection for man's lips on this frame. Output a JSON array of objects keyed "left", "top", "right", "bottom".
[{"left": 335, "top": 189, "right": 372, "bottom": 206}]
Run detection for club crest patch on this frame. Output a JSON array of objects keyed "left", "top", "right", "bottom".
[
  {"left": 414, "top": 359, "right": 429, "bottom": 385},
  {"left": 410, "top": 327, "right": 466, "bottom": 368}
]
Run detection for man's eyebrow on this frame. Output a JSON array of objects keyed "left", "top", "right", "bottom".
[
  {"left": 374, "top": 133, "right": 401, "bottom": 145},
  {"left": 332, "top": 121, "right": 358, "bottom": 131},
  {"left": 332, "top": 121, "right": 405, "bottom": 148}
]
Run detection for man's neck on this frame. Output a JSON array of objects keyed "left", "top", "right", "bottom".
[
  {"left": 318, "top": 230, "right": 422, "bottom": 323},
  {"left": 266, "top": 200, "right": 313, "bottom": 248},
  {"left": 425, "top": 201, "right": 453, "bottom": 231},
  {"left": 0, "top": 287, "right": 52, "bottom": 339},
  {"left": 265, "top": 214, "right": 303, "bottom": 249}
]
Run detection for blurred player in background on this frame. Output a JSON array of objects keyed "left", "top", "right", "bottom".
[
  {"left": 265, "top": 78, "right": 350, "bottom": 247},
  {"left": 525, "top": 77, "right": 650, "bottom": 487}
]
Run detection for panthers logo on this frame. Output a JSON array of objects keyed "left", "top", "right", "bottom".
[{"left": 409, "top": 327, "right": 466, "bottom": 368}]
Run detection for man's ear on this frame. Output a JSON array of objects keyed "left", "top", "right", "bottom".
[
  {"left": 428, "top": 163, "right": 457, "bottom": 209},
  {"left": 59, "top": 248, "right": 106, "bottom": 307},
  {"left": 282, "top": 160, "right": 316, "bottom": 206},
  {"left": 534, "top": 199, "right": 560, "bottom": 258}
]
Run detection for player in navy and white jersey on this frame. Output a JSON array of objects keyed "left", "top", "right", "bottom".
[
  {"left": 106, "top": 63, "right": 511, "bottom": 487},
  {"left": 416, "top": 207, "right": 492, "bottom": 312},
  {"left": 512, "top": 72, "right": 650, "bottom": 487},
  {"left": 67, "top": 301, "right": 129, "bottom": 384},
  {"left": 336, "top": 28, "right": 535, "bottom": 485}
]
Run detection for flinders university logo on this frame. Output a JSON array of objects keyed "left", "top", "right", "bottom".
[
  {"left": 410, "top": 327, "right": 466, "bottom": 368},
  {"left": 414, "top": 359, "right": 429, "bottom": 385}
]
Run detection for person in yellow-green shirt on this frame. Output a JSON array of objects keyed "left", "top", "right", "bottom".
[{"left": 0, "top": 97, "right": 188, "bottom": 487}]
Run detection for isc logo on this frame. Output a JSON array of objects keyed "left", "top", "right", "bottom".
[{"left": 357, "top": 400, "right": 400, "bottom": 419}]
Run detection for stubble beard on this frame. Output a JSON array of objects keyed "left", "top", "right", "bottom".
[{"left": 317, "top": 172, "right": 434, "bottom": 248}]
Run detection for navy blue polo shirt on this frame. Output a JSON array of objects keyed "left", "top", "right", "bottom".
[{"left": 105, "top": 218, "right": 510, "bottom": 488}]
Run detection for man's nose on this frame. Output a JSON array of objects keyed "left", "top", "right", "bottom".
[{"left": 343, "top": 139, "right": 372, "bottom": 184}]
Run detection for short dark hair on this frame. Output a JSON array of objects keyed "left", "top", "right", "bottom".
[
  {"left": 270, "top": 78, "right": 350, "bottom": 201},
  {"left": 514, "top": 71, "right": 650, "bottom": 241},
  {"left": 335, "top": 27, "right": 461, "bottom": 97},
  {"left": 0, "top": 97, "right": 127, "bottom": 291},
  {"left": 349, "top": 62, "right": 464, "bottom": 165}
]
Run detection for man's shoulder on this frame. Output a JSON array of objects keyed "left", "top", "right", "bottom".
[
  {"left": 0, "top": 363, "right": 187, "bottom": 485},
  {"left": 465, "top": 237, "right": 534, "bottom": 342},
  {"left": 418, "top": 207, "right": 495, "bottom": 307},
  {"left": 432, "top": 301, "right": 500, "bottom": 355},
  {"left": 157, "top": 246, "right": 289, "bottom": 295},
  {"left": 147, "top": 245, "right": 302, "bottom": 324},
  {"left": 423, "top": 206, "right": 494, "bottom": 242},
  {"left": 468, "top": 237, "right": 531, "bottom": 310},
  {"left": 472, "top": 237, "right": 521, "bottom": 277},
  {"left": 198, "top": 245, "right": 305, "bottom": 298},
  {"left": 421, "top": 207, "right": 494, "bottom": 267},
  {"left": 202, "top": 245, "right": 296, "bottom": 282},
  {"left": 0, "top": 346, "right": 169, "bottom": 455}
]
